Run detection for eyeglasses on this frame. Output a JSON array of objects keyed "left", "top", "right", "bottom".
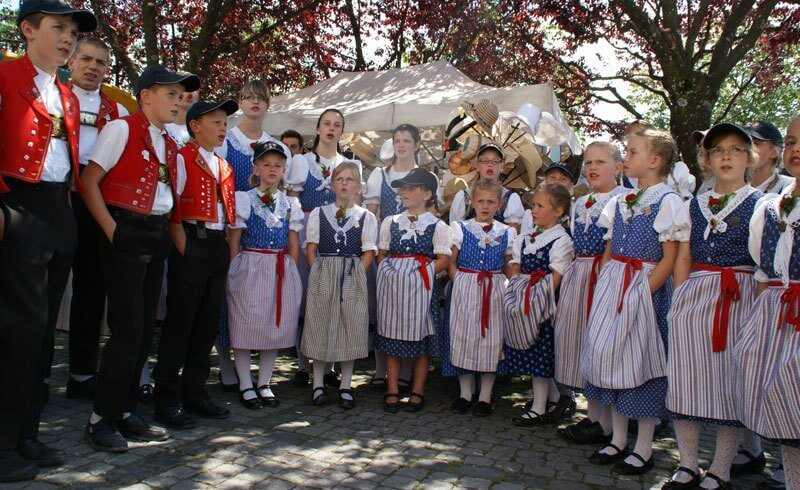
[
  {"left": 708, "top": 146, "right": 747, "bottom": 157},
  {"left": 241, "top": 94, "right": 268, "bottom": 102},
  {"left": 333, "top": 177, "right": 358, "bottom": 185},
  {"left": 477, "top": 159, "right": 503, "bottom": 165}
]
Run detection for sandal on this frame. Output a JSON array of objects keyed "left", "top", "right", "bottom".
[
  {"left": 238, "top": 388, "right": 263, "bottom": 410},
  {"left": 257, "top": 385, "right": 279, "bottom": 407},
  {"left": 661, "top": 466, "right": 700, "bottom": 489},
  {"left": 383, "top": 393, "right": 400, "bottom": 413},
  {"left": 404, "top": 392, "right": 425, "bottom": 412},
  {"left": 699, "top": 471, "right": 731, "bottom": 490},
  {"left": 614, "top": 452, "right": 654, "bottom": 475},
  {"left": 311, "top": 387, "right": 327, "bottom": 406},
  {"left": 338, "top": 389, "right": 355, "bottom": 410},
  {"left": 589, "top": 443, "right": 628, "bottom": 465},
  {"left": 512, "top": 409, "right": 549, "bottom": 427}
]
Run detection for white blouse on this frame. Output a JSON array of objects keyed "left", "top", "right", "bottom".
[
  {"left": 749, "top": 184, "right": 800, "bottom": 284},
  {"left": 378, "top": 211, "right": 452, "bottom": 255},
  {"left": 510, "top": 225, "right": 574, "bottom": 274},
  {"left": 450, "top": 219, "right": 516, "bottom": 256},
  {"left": 285, "top": 152, "right": 363, "bottom": 192},
  {"left": 570, "top": 186, "right": 627, "bottom": 235},
  {"left": 598, "top": 183, "right": 690, "bottom": 242},
  {"left": 450, "top": 188, "right": 524, "bottom": 225},
  {"left": 304, "top": 204, "right": 378, "bottom": 251},
  {"left": 231, "top": 189, "right": 303, "bottom": 232}
]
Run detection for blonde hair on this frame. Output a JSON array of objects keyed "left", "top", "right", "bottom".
[
  {"left": 465, "top": 179, "right": 504, "bottom": 217},
  {"left": 331, "top": 161, "right": 362, "bottom": 182},
  {"left": 633, "top": 128, "right": 679, "bottom": 177},
  {"left": 585, "top": 140, "right": 623, "bottom": 163},
  {"left": 248, "top": 152, "right": 287, "bottom": 189},
  {"left": 239, "top": 80, "right": 271, "bottom": 105}
]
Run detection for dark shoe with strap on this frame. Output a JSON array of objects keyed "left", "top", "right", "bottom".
[
  {"left": 404, "top": 392, "right": 425, "bottom": 412},
  {"left": 66, "top": 376, "right": 96, "bottom": 401},
  {"left": 513, "top": 409, "right": 549, "bottom": 427},
  {"left": 154, "top": 406, "right": 197, "bottom": 430},
  {"left": 661, "top": 466, "right": 700, "bottom": 489},
  {"left": 558, "top": 419, "right": 612, "bottom": 445},
  {"left": 450, "top": 397, "right": 472, "bottom": 414},
  {"left": 292, "top": 370, "right": 310, "bottom": 387},
  {"left": 700, "top": 471, "right": 732, "bottom": 490},
  {"left": 589, "top": 443, "right": 628, "bottom": 465},
  {"left": 731, "top": 450, "right": 767, "bottom": 476},
  {"left": 312, "top": 387, "right": 328, "bottom": 406},
  {"left": 338, "top": 389, "right": 355, "bottom": 410},
  {"left": 552, "top": 395, "right": 577, "bottom": 420},
  {"left": 184, "top": 399, "right": 230, "bottom": 419},
  {"left": 116, "top": 413, "right": 169, "bottom": 442},
  {"left": 137, "top": 384, "right": 154, "bottom": 404},
  {"left": 257, "top": 386, "right": 279, "bottom": 407},
  {"left": 85, "top": 418, "right": 128, "bottom": 452},
  {"left": 614, "top": 452, "right": 654, "bottom": 475},
  {"left": 239, "top": 389, "right": 263, "bottom": 410},
  {"left": 0, "top": 449, "right": 39, "bottom": 482},
  {"left": 383, "top": 393, "right": 400, "bottom": 413},
  {"left": 17, "top": 437, "right": 64, "bottom": 467},
  {"left": 472, "top": 401, "right": 493, "bottom": 417}
]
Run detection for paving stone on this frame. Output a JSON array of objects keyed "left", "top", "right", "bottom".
[{"left": 382, "top": 475, "right": 418, "bottom": 489}]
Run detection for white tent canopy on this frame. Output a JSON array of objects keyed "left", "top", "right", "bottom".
[{"left": 259, "top": 60, "right": 580, "bottom": 153}]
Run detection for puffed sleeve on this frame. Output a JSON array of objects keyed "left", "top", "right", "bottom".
[
  {"left": 548, "top": 235, "right": 575, "bottom": 275},
  {"left": 450, "top": 221, "right": 464, "bottom": 249},
  {"left": 520, "top": 209, "right": 534, "bottom": 236},
  {"left": 304, "top": 208, "right": 321, "bottom": 246},
  {"left": 654, "top": 193, "right": 691, "bottom": 242},
  {"left": 378, "top": 216, "right": 393, "bottom": 251},
  {"left": 433, "top": 221, "right": 453, "bottom": 255},
  {"left": 598, "top": 196, "right": 618, "bottom": 240},
  {"left": 505, "top": 227, "right": 518, "bottom": 256},
  {"left": 749, "top": 195, "right": 771, "bottom": 283},
  {"left": 230, "top": 191, "right": 251, "bottom": 229},
  {"left": 510, "top": 234, "right": 524, "bottom": 265},
  {"left": 364, "top": 168, "right": 383, "bottom": 205},
  {"left": 285, "top": 154, "right": 309, "bottom": 192},
  {"left": 503, "top": 192, "right": 524, "bottom": 224},
  {"left": 361, "top": 210, "right": 379, "bottom": 251},
  {"left": 449, "top": 190, "right": 467, "bottom": 223},
  {"left": 681, "top": 199, "right": 692, "bottom": 241},
  {"left": 288, "top": 196, "right": 304, "bottom": 232}
]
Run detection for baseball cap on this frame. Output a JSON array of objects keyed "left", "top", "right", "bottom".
[
  {"left": 745, "top": 120, "right": 783, "bottom": 146},
  {"left": 17, "top": 0, "right": 98, "bottom": 32},
  {"left": 544, "top": 162, "right": 575, "bottom": 182},
  {"left": 253, "top": 141, "right": 290, "bottom": 161},
  {"left": 186, "top": 100, "right": 238, "bottom": 125},
  {"left": 702, "top": 123, "right": 753, "bottom": 150},
  {"left": 390, "top": 167, "right": 438, "bottom": 193},
  {"left": 477, "top": 143, "right": 505, "bottom": 160},
  {"left": 136, "top": 65, "right": 200, "bottom": 95}
]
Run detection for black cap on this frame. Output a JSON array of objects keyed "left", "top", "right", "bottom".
[
  {"left": 253, "top": 141, "right": 290, "bottom": 162},
  {"left": 136, "top": 65, "right": 200, "bottom": 95},
  {"left": 544, "top": 162, "right": 575, "bottom": 182},
  {"left": 186, "top": 100, "right": 238, "bottom": 125},
  {"left": 17, "top": 0, "right": 97, "bottom": 32},
  {"left": 477, "top": 143, "right": 504, "bottom": 160},
  {"left": 691, "top": 129, "right": 708, "bottom": 146},
  {"left": 390, "top": 167, "right": 438, "bottom": 193},
  {"left": 702, "top": 123, "right": 753, "bottom": 150},
  {"left": 745, "top": 120, "right": 783, "bottom": 146}
]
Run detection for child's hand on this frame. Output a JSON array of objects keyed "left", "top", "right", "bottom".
[{"left": 105, "top": 221, "right": 117, "bottom": 244}]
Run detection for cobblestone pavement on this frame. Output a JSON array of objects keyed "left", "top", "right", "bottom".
[{"left": 7, "top": 332, "right": 779, "bottom": 489}]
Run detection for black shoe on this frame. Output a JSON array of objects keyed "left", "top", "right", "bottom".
[
  {"left": 218, "top": 373, "right": 240, "bottom": 394},
  {"left": 66, "top": 376, "right": 96, "bottom": 401},
  {"left": 116, "top": 413, "right": 169, "bottom": 442},
  {"left": 323, "top": 371, "right": 339, "bottom": 387},
  {"left": 614, "top": 452, "right": 654, "bottom": 475},
  {"left": 154, "top": 406, "right": 197, "bottom": 430},
  {"left": 137, "top": 384, "right": 154, "bottom": 404},
  {"left": 292, "top": 370, "right": 310, "bottom": 387},
  {"left": 699, "top": 471, "right": 732, "bottom": 490},
  {"left": 239, "top": 389, "right": 263, "bottom": 410},
  {"left": 513, "top": 410, "right": 549, "bottom": 427},
  {"left": 256, "top": 386, "right": 279, "bottom": 407},
  {"left": 383, "top": 393, "right": 400, "bottom": 413},
  {"left": 472, "top": 401, "right": 493, "bottom": 417},
  {"left": 731, "top": 450, "right": 767, "bottom": 476},
  {"left": 85, "top": 418, "right": 128, "bottom": 452},
  {"left": 185, "top": 399, "right": 230, "bottom": 419},
  {"left": 404, "top": 392, "right": 425, "bottom": 412},
  {"left": 450, "top": 397, "right": 472, "bottom": 414},
  {"left": 312, "top": 387, "right": 328, "bottom": 406},
  {"left": 558, "top": 419, "right": 612, "bottom": 445},
  {"left": 17, "top": 438, "right": 64, "bottom": 467},
  {"left": 0, "top": 449, "right": 38, "bottom": 482},
  {"left": 589, "top": 443, "right": 628, "bottom": 465},
  {"left": 338, "top": 389, "right": 355, "bottom": 410},
  {"left": 661, "top": 466, "right": 700, "bottom": 489},
  {"left": 553, "top": 395, "right": 577, "bottom": 420}
]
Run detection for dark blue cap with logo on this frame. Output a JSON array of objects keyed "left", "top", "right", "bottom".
[
  {"left": 17, "top": 0, "right": 97, "bottom": 32},
  {"left": 390, "top": 167, "right": 438, "bottom": 193},
  {"left": 253, "top": 141, "right": 290, "bottom": 162},
  {"left": 186, "top": 100, "right": 238, "bottom": 125},
  {"left": 745, "top": 120, "right": 783, "bottom": 147},
  {"left": 136, "top": 65, "right": 200, "bottom": 95},
  {"left": 703, "top": 123, "right": 753, "bottom": 150},
  {"left": 545, "top": 161, "right": 576, "bottom": 182}
]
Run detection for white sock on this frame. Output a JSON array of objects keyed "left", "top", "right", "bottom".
[
  {"left": 371, "top": 333, "right": 386, "bottom": 380},
  {"left": 599, "top": 406, "right": 628, "bottom": 455},
  {"left": 71, "top": 373, "right": 94, "bottom": 382},
  {"left": 89, "top": 412, "right": 103, "bottom": 424},
  {"left": 458, "top": 375, "right": 473, "bottom": 400},
  {"left": 399, "top": 358, "right": 412, "bottom": 384},
  {"left": 257, "top": 349, "right": 278, "bottom": 397},
  {"left": 478, "top": 374, "right": 495, "bottom": 404},
  {"left": 703, "top": 426, "right": 741, "bottom": 484},
  {"left": 528, "top": 377, "right": 550, "bottom": 416},
  {"left": 622, "top": 417, "right": 656, "bottom": 467},
  {"left": 673, "top": 420, "right": 701, "bottom": 480},
  {"left": 782, "top": 445, "right": 800, "bottom": 490},
  {"left": 548, "top": 378, "right": 561, "bottom": 403},
  {"left": 233, "top": 349, "right": 254, "bottom": 392},
  {"left": 339, "top": 360, "right": 354, "bottom": 400},
  {"left": 217, "top": 343, "right": 238, "bottom": 385},
  {"left": 312, "top": 359, "right": 326, "bottom": 390},
  {"left": 138, "top": 362, "right": 151, "bottom": 386}
]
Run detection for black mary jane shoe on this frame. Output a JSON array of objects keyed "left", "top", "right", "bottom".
[
  {"left": 512, "top": 410, "right": 549, "bottom": 427},
  {"left": 558, "top": 419, "right": 612, "bottom": 445},
  {"left": 731, "top": 449, "right": 767, "bottom": 476},
  {"left": 312, "top": 387, "right": 328, "bottom": 406},
  {"left": 614, "top": 452, "right": 654, "bottom": 475},
  {"left": 661, "top": 466, "right": 700, "bottom": 489},
  {"left": 257, "top": 385, "right": 279, "bottom": 407},
  {"left": 472, "top": 401, "right": 493, "bottom": 417},
  {"left": 404, "top": 392, "right": 425, "bottom": 412},
  {"left": 338, "top": 389, "right": 356, "bottom": 410},
  {"left": 239, "top": 388, "right": 263, "bottom": 410},
  {"left": 589, "top": 443, "right": 628, "bottom": 465},
  {"left": 699, "top": 471, "right": 732, "bottom": 490},
  {"left": 137, "top": 384, "right": 154, "bottom": 404},
  {"left": 383, "top": 393, "right": 401, "bottom": 413},
  {"left": 450, "top": 397, "right": 472, "bottom": 415}
]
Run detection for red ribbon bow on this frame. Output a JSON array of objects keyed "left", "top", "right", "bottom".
[
  {"left": 612, "top": 254, "right": 643, "bottom": 314},
  {"left": 390, "top": 254, "right": 431, "bottom": 290},
  {"left": 460, "top": 269, "right": 496, "bottom": 337},
  {"left": 778, "top": 283, "right": 800, "bottom": 331},
  {"left": 243, "top": 247, "right": 287, "bottom": 327},
  {"left": 524, "top": 270, "right": 549, "bottom": 316},
  {"left": 482, "top": 224, "right": 493, "bottom": 233},
  {"left": 694, "top": 264, "right": 742, "bottom": 352},
  {"left": 577, "top": 254, "right": 603, "bottom": 321}
]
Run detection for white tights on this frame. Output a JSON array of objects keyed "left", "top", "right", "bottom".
[{"left": 233, "top": 349, "right": 278, "bottom": 400}]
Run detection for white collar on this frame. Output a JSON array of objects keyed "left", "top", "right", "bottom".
[
  {"left": 322, "top": 204, "right": 366, "bottom": 246},
  {"left": 198, "top": 146, "right": 216, "bottom": 164},
  {"left": 232, "top": 126, "right": 269, "bottom": 147},
  {"left": 697, "top": 184, "right": 756, "bottom": 239},
  {"left": 393, "top": 211, "right": 438, "bottom": 242},
  {"left": 464, "top": 218, "right": 507, "bottom": 249},
  {"left": 249, "top": 188, "right": 290, "bottom": 228},
  {"left": 72, "top": 85, "right": 100, "bottom": 98},
  {"left": 523, "top": 225, "right": 568, "bottom": 255},
  {"left": 148, "top": 124, "right": 166, "bottom": 137},
  {"left": 33, "top": 65, "right": 56, "bottom": 86},
  {"left": 579, "top": 186, "right": 626, "bottom": 231}
]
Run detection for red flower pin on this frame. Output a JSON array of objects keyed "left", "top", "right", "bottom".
[
  {"left": 322, "top": 165, "right": 331, "bottom": 179},
  {"left": 408, "top": 214, "right": 418, "bottom": 223},
  {"left": 625, "top": 193, "right": 636, "bottom": 203},
  {"left": 482, "top": 223, "right": 493, "bottom": 233},
  {"left": 585, "top": 195, "right": 597, "bottom": 209},
  {"left": 260, "top": 191, "right": 275, "bottom": 208}
]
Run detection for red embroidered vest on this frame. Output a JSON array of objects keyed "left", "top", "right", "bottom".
[
  {"left": 0, "top": 55, "right": 82, "bottom": 192},
  {"left": 98, "top": 111, "right": 178, "bottom": 215},
  {"left": 96, "top": 91, "right": 121, "bottom": 132},
  {"left": 172, "top": 141, "right": 236, "bottom": 226}
]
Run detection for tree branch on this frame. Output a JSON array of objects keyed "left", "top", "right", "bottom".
[{"left": 88, "top": 0, "right": 139, "bottom": 83}]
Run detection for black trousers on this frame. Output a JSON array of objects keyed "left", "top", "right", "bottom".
[
  {"left": 0, "top": 180, "right": 76, "bottom": 449},
  {"left": 68, "top": 190, "right": 107, "bottom": 376},
  {"left": 153, "top": 223, "right": 229, "bottom": 408},
  {"left": 92, "top": 207, "right": 170, "bottom": 420}
]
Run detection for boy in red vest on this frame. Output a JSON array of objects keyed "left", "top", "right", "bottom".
[
  {"left": 79, "top": 65, "right": 199, "bottom": 452},
  {"left": 0, "top": 0, "right": 96, "bottom": 481},
  {"left": 152, "top": 99, "right": 238, "bottom": 428},
  {"left": 65, "top": 36, "right": 129, "bottom": 401}
]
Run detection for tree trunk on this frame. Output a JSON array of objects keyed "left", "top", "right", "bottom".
[
  {"left": 142, "top": 0, "right": 159, "bottom": 66},
  {"left": 668, "top": 89, "right": 716, "bottom": 181}
]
